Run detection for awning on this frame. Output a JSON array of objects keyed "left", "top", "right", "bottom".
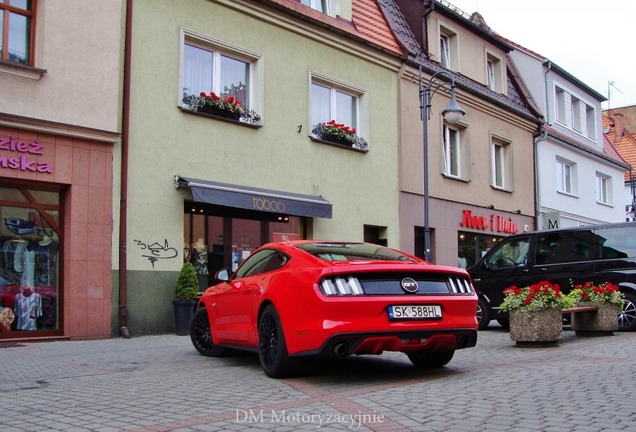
[{"left": 174, "top": 175, "right": 332, "bottom": 218}]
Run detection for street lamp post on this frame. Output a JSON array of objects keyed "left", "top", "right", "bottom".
[{"left": 419, "top": 65, "right": 465, "bottom": 262}]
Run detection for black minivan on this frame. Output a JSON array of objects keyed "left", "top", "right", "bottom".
[{"left": 468, "top": 222, "right": 636, "bottom": 331}]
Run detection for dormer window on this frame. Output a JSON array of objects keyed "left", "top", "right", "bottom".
[
  {"left": 438, "top": 24, "right": 458, "bottom": 71},
  {"left": 301, "top": 0, "right": 331, "bottom": 15}
]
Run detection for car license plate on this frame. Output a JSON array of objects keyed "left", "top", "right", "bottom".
[{"left": 388, "top": 305, "right": 442, "bottom": 320}]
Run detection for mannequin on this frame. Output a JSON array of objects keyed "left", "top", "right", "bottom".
[{"left": 14, "top": 286, "right": 42, "bottom": 331}]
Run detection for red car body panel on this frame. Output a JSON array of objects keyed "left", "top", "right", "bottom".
[{"left": 198, "top": 241, "right": 478, "bottom": 356}]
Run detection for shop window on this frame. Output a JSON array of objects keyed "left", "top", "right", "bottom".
[
  {"left": 184, "top": 204, "right": 303, "bottom": 281},
  {"left": 0, "top": 185, "right": 60, "bottom": 336},
  {"left": 458, "top": 231, "right": 504, "bottom": 269},
  {"left": 0, "top": 0, "right": 35, "bottom": 65}
]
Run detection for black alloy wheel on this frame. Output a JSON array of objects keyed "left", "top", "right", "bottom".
[
  {"left": 407, "top": 350, "right": 455, "bottom": 368},
  {"left": 618, "top": 292, "right": 636, "bottom": 332},
  {"left": 189, "top": 308, "right": 227, "bottom": 357},
  {"left": 258, "top": 305, "right": 296, "bottom": 378},
  {"left": 477, "top": 297, "right": 490, "bottom": 330}
]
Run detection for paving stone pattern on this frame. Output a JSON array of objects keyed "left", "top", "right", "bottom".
[{"left": 0, "top": 328, "right": 634, "bottom": 431}]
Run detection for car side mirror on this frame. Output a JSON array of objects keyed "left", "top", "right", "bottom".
[{"left": 215, "top": 268, "right": 230, "bottom": 282}]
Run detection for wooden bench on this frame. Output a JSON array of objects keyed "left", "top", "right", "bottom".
[{"left": 562, "top": 306, "right": 599, "bottom": 314}]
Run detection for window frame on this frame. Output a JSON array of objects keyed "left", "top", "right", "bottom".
[
  {"left": 179, "top": 27, "right": 263, "bottom": 123},
  {"left": 442, "top": 124, "right": 461, "bottom": 178},
  {"left": 438, "top": 23, "right": 458, "bottom": 71},
  {"left": 595, "top": 172, "right": 611, "bottom": 205},
  {"left": 0, "top": 0, "right": 36, "bottom": 66},
  {"left": 309, "top": 72, "right": 368, "bottom": 149},
  {"left": 490, "top": 136, "right": 512, "bottom": 191},
  {"left": 556, "top": 157, "right": 575, "bottom": 195}
]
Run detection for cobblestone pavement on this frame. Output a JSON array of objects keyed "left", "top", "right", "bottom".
[{"left": 1, "top": 327, "right": 634, "bottom": 431}]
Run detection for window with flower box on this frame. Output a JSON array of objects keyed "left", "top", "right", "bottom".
[
  {"left": 0, "top": 0, "right": 35, "bottom": 66},
  {"left": 309, "top": 74, "right": 368, "bottom": 151},
  {"left": 179, "top": 28, "right": 262, "bottom": 125}
]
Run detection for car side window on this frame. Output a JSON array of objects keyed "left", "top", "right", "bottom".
[
  {"left": 536, "top": 230, "right": 594, "bottom": 265},
  {"left": 486, "top": 237, "right": 530, "bottom": 268},
  {"left": 595, "top": 227, "right": 635, "bottom": 259},
  {"left": 235, "top": 249, "right": 287, "bottom": 278}
]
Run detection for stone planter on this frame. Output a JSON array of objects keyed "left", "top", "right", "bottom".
[
  {"left": 509, "top": 307, "right": 562, "bottom": 345},
  {"left": 571, "top": 301, "right": 620, "bottom": 335}
]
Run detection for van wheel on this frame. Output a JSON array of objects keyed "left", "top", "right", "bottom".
[
  {"left": 496, "top": 318, "right": 510, "bottom": 329},
  {"left": 476, "top": 297, "right": 490, "bottom": 330},
  {"left": 618, "top": 292, "right": 636, "bottom": 332}
]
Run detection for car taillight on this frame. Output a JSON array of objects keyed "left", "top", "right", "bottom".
[{"left": 320, "top": 277, "right": 364, "bottom": 296}]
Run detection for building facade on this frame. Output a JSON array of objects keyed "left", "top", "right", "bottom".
[
  {"left": 508, "top": 45, "right": 629, "bottom": 229},
  {"left": 389, "top": 0, "right": 540, "bottom": 268},
  {"left": 0, "top": 0, "right": 122, "bottom": 340},
  {"left": 117, "top": 0, "right": 407, "bottom": 335}
]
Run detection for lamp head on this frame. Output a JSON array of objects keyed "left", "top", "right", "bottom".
[{"left": 441, "top": 88, "right": 465, "bottom": 124}]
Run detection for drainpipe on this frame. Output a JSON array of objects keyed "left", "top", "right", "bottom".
[
  {"left": 118, "top": 0, "right": 133, "bottom": 338},
  {"left": 534, "top": 126, "right": 548, "bottom": 230}
]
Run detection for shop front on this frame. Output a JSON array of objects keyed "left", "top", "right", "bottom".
[
  {"left": 175, "top": 176, "right": 332, "bottom": 288},
  {"left": 0, "top": 122, "right": 117, "bottom": 341},
  {"left": 403, "top": 196, "right": 534, "bottom": 268}
]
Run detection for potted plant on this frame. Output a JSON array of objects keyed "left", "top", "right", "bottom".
[
  {"left": 566, "top": 281, "right": 624, "bottom": 335},
  {"left": 311, "top": 120, "right": 369, "bottom": 151},
  {"left": 500, "top": 281, "right": 564, "bottom": 345},
  {"left": 181, "top": 91, "right": 261, "bottom": 124},
  {"left": 173, "top": 262, "right": 199, "bottom": 336}
]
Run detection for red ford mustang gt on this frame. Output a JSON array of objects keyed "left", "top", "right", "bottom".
[{"left": 190, "top": 241, "right": 478, "bottom": 377}]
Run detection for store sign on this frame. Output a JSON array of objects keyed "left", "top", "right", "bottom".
[
  {"left": 0, "top": 136, "right": 53, "bottom": 173},
  {"left": 459, "top": 209, "right": 519, "bottom": 234}
]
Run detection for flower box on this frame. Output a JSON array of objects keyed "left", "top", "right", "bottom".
[
  {"left": 571, "top": 301, "right": 620, "bottom": 335},
  {"left": 509, "top": 307, "right": 562, "bottom": 344}
]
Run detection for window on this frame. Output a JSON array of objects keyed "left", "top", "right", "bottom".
[
  {"left": 301, "top": 0, "right": 331, "bottom": 14},
  {"left": 557, "top": 158, "right": 574, "bottom": 194},
  {"left": 491, "top": 137, "right": 512, "bottom": 190},
  {"left": 486, "top": 60, "right": 495, "bottom": 90},
  {"left": 536, "top": 230, "right": 594, "bottom": 265},
  {"left": 585, "top": 105, "right": 596, "bottom": 138},
  {"left": 485, "top": 52, "right": 503, "bottom": 93},
  {"left": 485, "top": 236, "right": 530, "bottom": 268},
  {"left": 310, "top": 74, "right": 368, "bottom": 149},
  {"left": 571, "top": 97, "right": 582, "bottom": 132},
  {"left": 443, "top": 125, "right": 460, "bottom": 177},
  {"left": 555, "top": 87, "right": 566, "bottom": 124},
  {"left": 440, "top": 34, "right": 450, "bottom": 68},
  {"left": 438, "top": 25, "right": 458, "bottom": 70},
  {"left": 0, "top": 0, "right": 35, "bottom": 65},
  {"left": 596, "top": 173, "right": 611, "bottom": 205},
  {"left": 180, "top": 29, "right": 263, "bottom": 121},
  {"left": 0, "top": 184, "right": 61, "bottom": 335}
]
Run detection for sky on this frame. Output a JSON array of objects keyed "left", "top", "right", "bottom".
[{"left": 445, "top": 0, "right": 636, "bottom": 109}]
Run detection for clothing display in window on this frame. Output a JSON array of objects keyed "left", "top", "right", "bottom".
[
  {"left": 34, "top": 237, "right": 59, "bottom": 287},
  {"left": 191, "top": 238, "right": 209, "bottom": 276},
  {"left": 14, "top": 287, "right": 42, "bottom": 331}
]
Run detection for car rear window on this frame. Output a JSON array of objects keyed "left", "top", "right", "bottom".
[{"left": 295, "top": 243, "right": 417, "bottom": 262}]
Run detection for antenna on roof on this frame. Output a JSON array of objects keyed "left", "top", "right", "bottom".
[{"left": 607, "top": 81, "right": 623, "bottom": 111}]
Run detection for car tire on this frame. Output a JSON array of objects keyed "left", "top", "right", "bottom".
[
  {"left": 407, "top": 350, "right": 455, "bottom": 368},
  {"left": 477, "top": 297, "right": 490, "bottom": 330},
  {"left": 258, "top": 305, "right": 297, "bottom": 378},
  {"left": 618, "top": 292, "right": 636, "bottom": 332},
  {"left": 190, "top": 307, "right": 227, "bottom": 357},
  {"left": 496, "top": 318, "right": 510, "bottom": 329}
]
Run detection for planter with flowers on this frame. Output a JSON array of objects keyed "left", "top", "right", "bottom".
[
  {"left": 312, "top": 120, "right": 368, "bottom": 151},
  {"left": 182, "top": 91, "right": 261, "bottom": 124},
  {"left": 501, "top": 281, "right": 564, "bottom": 345},
  {"left": 566, "top": 281, "right": 624, "bottom": 335}
]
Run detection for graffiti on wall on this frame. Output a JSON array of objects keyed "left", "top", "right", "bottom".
[{"left": 133, "top": 238, "right": 178, "bottom": 268}]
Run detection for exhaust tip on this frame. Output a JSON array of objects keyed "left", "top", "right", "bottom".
[{"left": 333, "top": 342, "right": 349, "bottom": 356}]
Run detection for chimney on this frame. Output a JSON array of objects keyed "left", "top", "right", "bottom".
[{"left": 614, "top": 113, "right": 625, "bottom": 143}]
